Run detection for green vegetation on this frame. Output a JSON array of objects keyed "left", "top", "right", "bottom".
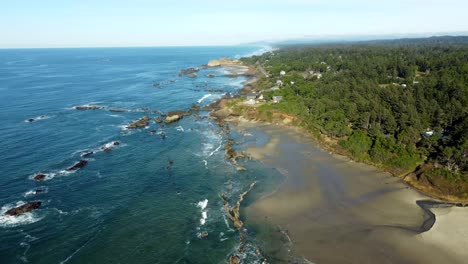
[{"left": 241, "top": 37, "right": 468, "bottom": 177}]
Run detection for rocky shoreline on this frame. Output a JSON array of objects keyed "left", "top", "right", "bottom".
[{"left": 205, "top": 60, "right": 468, "bottom": 204}]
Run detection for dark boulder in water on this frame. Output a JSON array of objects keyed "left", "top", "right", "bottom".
[
  {"left": 5, "top": 201, "right": 41, "bottom": 216},
  {"left": 109, "top": 108, "right": 127, "bottom": 112},
  {"left": 127, "top": 116, "right": 150, "bottom": 128},
  {"left": 66, "top": 160, "right": 88, "bottom": 171},
  {"left": 81, "top": 151, "right": 94, "bottom": 158},
  {"left": 200, "top": 231, "right": 209, "bottom": 238},
  {"left": 155, "top": 117, "right": 163, "bottom": 123},
  {"left": 33, "top": 174, "right": 46, "bottom": 181},
  {"left": 179, "top": 67, "right": 199, "bottom": 76},
  {"left": 35, "top": 189, "right": 43, "bottom": 194},
  {"left": 27, "top": 118, "right": 35, "bottom": 122},
  {"left": 74, "top": 105, "right": 101, "bottom": 110},
  {"left": 113, "top": 141, "right": 120, "bottom": 146}
]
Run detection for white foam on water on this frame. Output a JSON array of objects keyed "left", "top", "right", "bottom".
[
  {"left": 208, "top": 143, "right": 222, "bottom": 157},
  {"left": 196, "top": 199, "right": 209, "bottom": 226},
  {"left": 197, "top": 93, "right": 212, "bottom": 104},
  {"left": 202, "top": 160, "right": 208, "bottom": 169},
  {"left": 23, "top": 187, "right": 48, "bottom": 198},
  {"left": 175, "top": 126, "right": 184, "bottom": 132},
  {"left": 197, "top": 199, "right": 208, "bottom": 210},
  {"left": 0, "top": 201, "right": 44, "bottom": 228}
]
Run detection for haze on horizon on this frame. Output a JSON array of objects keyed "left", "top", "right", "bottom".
[{"left": 1, "top": 0, "right": 467, "bottom": 48}]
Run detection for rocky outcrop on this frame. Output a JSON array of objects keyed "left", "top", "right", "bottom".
[
  {"left": 207, "top": 58, "right": 242, "bottom": 67},
  {"left": 167, "top": 110, "right": 191, "bottom": 117},
  {"left": 179, "top": 67, "right": 200, "bottom": 76},
  {"left": 228, "top": 255, "right": 240, "bottom": 264},
  {"left": 66, "top": 160, "right": 88, "bottom": 171},
  {"left": 33, "top": 174, "right": 46, "bottom": 181},
  {"left": 206, "top": 74, "right": 216, "bottom": 78},
  {"left": 221, "top": 181, "right": 257, "bottom": 230},
  {"left": 154, "top": 117, "right": 163, "bottom": 123},
  {"left": 74, "top": 105, "right": 101, "bottom": 110},
  {"left": 127, "top": 116, "right": 150, "bottom": 128},
  {"left": 5, "top": 201, "right": 41, "bottom": 216},
  {"left": 164, "top": 114, "right": 182, "bottom": 124},
  {"left": 189, "top": 73, "right": 197, "bottom": 78}
]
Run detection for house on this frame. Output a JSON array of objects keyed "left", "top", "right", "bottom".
[
  {"left": 272, "top": 96, "right": 283, "bottom": 103},
  {"left": 267, "top": 86, "right": 280, "bottom": 91},
  {"left": 276, "top": 80, "right": 283, "bottom": 86},
  {"left": 245, "top": 93, "right": 257, "bottom": 105},
  {"left": 280, "top": 70, "right": 286, "bottom": 76},
  {"left": 424, "top": 129, "right": 434, "bottom": 137}
]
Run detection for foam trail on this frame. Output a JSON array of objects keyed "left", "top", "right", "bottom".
[{"left": 197, "top": 94, "right": 212, "bottom": 104}]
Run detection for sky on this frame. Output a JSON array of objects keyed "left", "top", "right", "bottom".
[{"left": 1, "top": 0, "right": 467, "bottom": 48}]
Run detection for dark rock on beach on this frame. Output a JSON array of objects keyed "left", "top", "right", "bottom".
[
  {"left": 66, "top": 160, "right": 88, "bottom": 171},
  {"left": 5, "top": 201, "right": 41, "bottom": 216},
  {"left": 33, "top": 174, "right": 46, "bottom": 181}
]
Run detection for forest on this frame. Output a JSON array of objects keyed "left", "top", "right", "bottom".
[{"left": 241, "top": 36, "right": 467, "bottom": 186}]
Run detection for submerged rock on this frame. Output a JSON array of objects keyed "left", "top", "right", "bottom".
[
  {"left": 5, "top": 201, "right": 41, "bottom": 216},
  {"left": 74, "top": 105, "right": 101, "bottom": 110},
  {"left": 33, "top": 174, "right": 46, "bottom": 181},
  {"left": 66, "top": 160, "right": 88, "bottom": 171},
  {"left": 109, "top": 108, "right": 127, "bottom": 112},
  {"left": 206, "top": 74, "right": 216, "bottom": 78},
  {"left": 127, "top": 116, "right": 150, "bottom": 128},
  {"left": 81, "top": 151, "right": 94, "bottom": 158},
  {"left": 155, "top": 117, "right": 163, "bottom": 123}
]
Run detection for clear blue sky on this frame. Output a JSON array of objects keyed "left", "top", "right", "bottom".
[{"left": 1, "top": 0, "right": 467, "bottom": 48}]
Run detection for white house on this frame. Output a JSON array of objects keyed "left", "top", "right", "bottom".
[
  {"left": 280, "top": 70, "right": 286, "bottom": 76},
  {"left": 245, "top": 94, "right": 257, "bottom": 105},
  {"left": 272, "top": 96, "right": 283, "bottom": 103},
  {"left": 276, "top": 80, "right": 283, "bottom": 86}
]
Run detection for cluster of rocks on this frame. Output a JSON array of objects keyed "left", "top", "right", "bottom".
[
  {"left": 126, "top": 116, "right": 150, "bottom": 129},
  {"left": 179, "top": 67, "right": 200, "bottom": 76}
]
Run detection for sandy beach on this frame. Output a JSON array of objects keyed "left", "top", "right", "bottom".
[{"left": 238, "top": 121, "right": 468, "bottom": 264}]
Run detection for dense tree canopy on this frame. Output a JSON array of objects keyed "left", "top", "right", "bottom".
[{"left": 242, "top": 37, "right": 468, "bottom": 175}]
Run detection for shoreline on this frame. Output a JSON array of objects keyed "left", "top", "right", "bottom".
[
  {"left": 207, "top": 60, "right": 468, "bottom": 204},
  {"left": 238, "top": 121, "right": 468, "bottom": 263},
  {"left": 205, "top": 58, "right": 467, "bottom": 263}
]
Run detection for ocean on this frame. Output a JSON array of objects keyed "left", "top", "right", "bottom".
[{"left": 0, "top": 46, "right": 284, "bottom": 263}]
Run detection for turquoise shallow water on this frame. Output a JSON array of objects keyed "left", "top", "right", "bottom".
[{"left": 0, "top": 46, "right": 283, "bottom": 263}]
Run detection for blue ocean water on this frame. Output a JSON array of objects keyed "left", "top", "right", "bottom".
[{"left": 0, "top": 46, "right": 283, "bottom": 263}]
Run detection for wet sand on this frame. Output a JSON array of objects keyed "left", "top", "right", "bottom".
[{"left": 240, "top": 122, "right": 468, "bottom": 264}]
